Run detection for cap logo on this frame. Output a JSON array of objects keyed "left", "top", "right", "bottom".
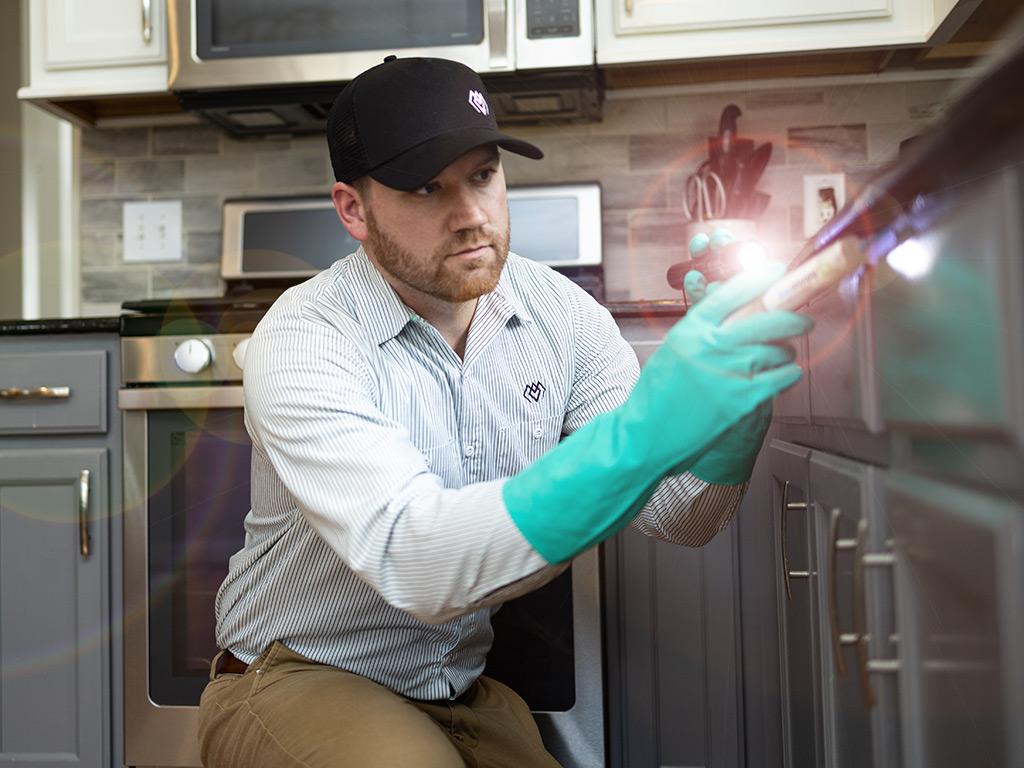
[{"left": 468, "top": 90, "right": 489, "bottom": 116}]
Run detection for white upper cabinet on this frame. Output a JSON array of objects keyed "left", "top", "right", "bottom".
[
  {"left": 596, "top": 0, "right": 963, "bottom": 65},
  {"left": 20, "top": 0, "right": 168, "bottom": 99}
]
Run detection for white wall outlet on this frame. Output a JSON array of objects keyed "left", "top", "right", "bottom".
[
  {"left": 123, "top": 200, "right": 183, "bottom": 263},
  {"left": 803, "top": 173, "right": 845, "bottom": 238}
]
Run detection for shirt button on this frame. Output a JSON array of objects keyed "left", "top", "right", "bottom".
[
  {"left": 464, "top": 444, "right": 475, "bottom": 457},
  {"left": 532, "top": 426, "right": 544, "bottom": 439}
]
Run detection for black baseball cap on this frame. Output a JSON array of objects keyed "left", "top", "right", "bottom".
[{"left": 327, "top": 56, "right": 543, "bottom": 191}]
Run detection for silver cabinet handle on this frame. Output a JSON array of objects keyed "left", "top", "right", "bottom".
[
  {"left": 851, "top": 525, "right": 900, "bottom": 708},
  {"left": 0, "top": 386, "right": 70, "bottom": 400},
  {"left": 849, "top": 517, "right": 875, "bottom": 708},
  {"left": 828, "top": 507, "right": 861, "bottom": 678},
  {"left": 485, "top": 0, "right": 508, "bottom": 68},
  {"left": 780, "top": 481, "right": 808, "bottom": 601},
  {"left": 860, "top": 549, "right": 899, "bottom": 688},
  {"left": 142, "top": 0, "right": 153, "bottom": 44},
  {"left": 79, "top": 470, "right": 91, "bottom": 559}
]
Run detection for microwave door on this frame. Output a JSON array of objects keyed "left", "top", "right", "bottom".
[{"left": 169, "top": 0, "right": 514, "bottom": 91}]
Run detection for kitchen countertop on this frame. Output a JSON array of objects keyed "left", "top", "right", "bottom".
[
  {"left": 605, "top": 299, "right": 686, "bottom": 319},
  {"left": 0, "top": 316, "right": 121, "bottom": 335}
]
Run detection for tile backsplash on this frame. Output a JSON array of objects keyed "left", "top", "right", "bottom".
[{"left": 77, "top": 77, "right": 961, "bottom": 314}]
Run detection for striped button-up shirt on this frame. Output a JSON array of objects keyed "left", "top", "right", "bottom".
[{"left": 215, "top": 247, "right": 744, "bottom": 700}]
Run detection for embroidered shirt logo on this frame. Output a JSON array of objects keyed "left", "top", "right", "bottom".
[
  {"left": 468, "top": 89, "right": 489, "bottom": 116},
  {"left": 523, "top": 382, "right": 546, "bottom": 402}
]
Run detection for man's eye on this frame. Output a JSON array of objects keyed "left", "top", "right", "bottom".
[
  {"left": 416, "top": 182, "right": 441, "bottom": 196},
  {"left": 475, "top": 168, "right": 494, "bottom": 182}
]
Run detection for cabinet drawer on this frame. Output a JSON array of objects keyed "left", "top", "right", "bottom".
[
  {"left": 807, "top": 271, "right": 881, "bottom": 433},
  {"left": 873, "top": 165, "right": 1024, "bottom": 447},
  {"left": 0, "top": 351, "right": 107, "bottom": 434}
]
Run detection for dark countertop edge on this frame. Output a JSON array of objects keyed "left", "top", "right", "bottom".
[
  {"left": 0, "top": 317, "right": 121, "bottom": 335},
  {"left": 1, "top": 302, "right": 687, "bottom": 334},
  {"left": 605, "top": 300, "right": 687, "bottom": 319}
]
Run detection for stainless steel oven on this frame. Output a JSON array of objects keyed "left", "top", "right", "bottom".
[{"left": 120, "top": 328, "right": 605, "bottom": 767}]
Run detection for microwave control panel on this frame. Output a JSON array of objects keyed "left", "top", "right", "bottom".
[{"left": 527, "top": 0, "right": 580, "bottom": 38}]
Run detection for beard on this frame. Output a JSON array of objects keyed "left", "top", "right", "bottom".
[{"left": 364, "top": 210, "right": 510, "bottom": 304}]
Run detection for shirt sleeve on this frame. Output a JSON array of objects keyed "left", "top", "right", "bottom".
[
  {"left": 243, "top": 299, "right": 558, "bottom": 625},
  {"left": 562, "top": 284, "right": 746, "bottom": 547}
]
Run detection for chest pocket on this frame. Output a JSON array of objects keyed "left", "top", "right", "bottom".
[{"left": 493, "top": 414, "right": 564, "bottom": 472}]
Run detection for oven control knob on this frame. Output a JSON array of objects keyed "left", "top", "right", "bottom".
[
  {"left": 232, "top": 338, "right": 250, "bottom": 371},
  {"left": 173, "top": 338, "right": 213, "bottom": 374}
]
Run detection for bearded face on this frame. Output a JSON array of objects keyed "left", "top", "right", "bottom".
[{"left": 364, "top": 205, "right": 511, "bottom": 304}]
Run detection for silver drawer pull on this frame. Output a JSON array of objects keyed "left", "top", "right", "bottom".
[
  {"left": 79, "top": 469, "right": 91, "bottom": 559},
  {"left": 780, "top": 480, "right": 808, "bottom": 601},
  {"left": 0, "top": 386, "right": 71, "bottom": 400},
  {"left": 142, "top": 0, "right": 152, "bottom": 43}
]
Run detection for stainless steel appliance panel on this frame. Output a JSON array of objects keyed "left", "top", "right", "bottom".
[
  {"left": 169, "top": 0, "right": 594, "bottom": 92},
  {"left": 122, "top": 385, "right": 603, "bottom": 767}
]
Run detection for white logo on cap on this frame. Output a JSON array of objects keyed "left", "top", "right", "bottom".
[{"left": 468, "top": 90, "right": 489, "bottom": 116}]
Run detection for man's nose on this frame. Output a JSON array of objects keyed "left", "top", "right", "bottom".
[{"left": 448, "top": 186, "right": 488, "bottom": 232}]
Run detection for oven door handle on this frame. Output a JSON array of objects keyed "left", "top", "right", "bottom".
[{"left": 118, "top": 386, "right": 244, "bottom": 410}]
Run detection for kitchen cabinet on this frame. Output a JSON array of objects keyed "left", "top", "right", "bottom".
[
  {"left": 602, "top": 311, "right": 743, "bottom": 768},
  {"left": 766, "top": 440, "right": 824, "bottom": 768},
  {"left": 738, "top": 99, "right": 1024, "bottom": 767},
  {"left": 603, "top": 525, "right": 744, "bottom": 768},
  {"left": 808, "top": 452, "right": 898, "bottom": 768},
  {"left": 0, "top": 449, "right": 109, "bottom": 767},
  {"left": 773, "top": 332, "right": 810, "bottom": 425},
  {"left": 741, "top": 443, "right": 900, "bottom": 768},
  {"left": 873, "top": 165, "right": 1024, "bottom": 454},
  {"left": 596, "top": 0, "right": 963, "bottom": 65},
  {"left": 885, "top": 472, "right": 1024, "bottom": 768},
  {"left": 0, "top": 333, "right": 123, "bottom": 768},
  {"left": 18, "top": 0, "right": 168, "bottom": 121},
  {"left": 806, "top": 274, "right": 881, "bottom": 435}
]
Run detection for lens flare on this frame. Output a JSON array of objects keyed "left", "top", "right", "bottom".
[
  {"left": 886, "top": 238, "right": 934, "bottom": 280},
  {"left": 736, "top": 241, "right": 770, "bottom": 271}
]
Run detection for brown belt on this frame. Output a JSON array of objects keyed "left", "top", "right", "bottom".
[{"left": 216, "top": 649, "right": 250, "bottom": 676}]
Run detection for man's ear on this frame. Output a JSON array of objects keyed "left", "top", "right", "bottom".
[{"left": 331, "top": 181, "right": 369, "bottom": 242}]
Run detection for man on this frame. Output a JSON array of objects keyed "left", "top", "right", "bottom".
[{"left": 198, "top": 56, "right": 811, "bottom": 768}]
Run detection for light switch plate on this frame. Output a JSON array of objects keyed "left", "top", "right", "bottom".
[
  {"left": 803, "top": 173, "right": 845, "bottom": 238},
  {"left": 123, "top": 200, "right": 182, "bottom": 263}
]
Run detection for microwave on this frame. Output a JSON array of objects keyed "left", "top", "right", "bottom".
[
  {"left": 220, "top": 182, "right": 603, "bottom": 280},
  {"left": 168, "top": 0, "right": 595, "bottom": 92}
]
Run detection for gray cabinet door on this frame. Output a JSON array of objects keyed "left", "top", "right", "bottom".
[
  {"left": 0, "top": 448, "right": 109, "bottom": 768},
  {"left": 886, "top": 472, "right": 1024, "bottom": 768},
  {"left": 809, "top": 452, "right": 899, "bottom": 768},
  {"left": 604, "top": 510, "right": 743, "bottom": 767},
  {"left": 767, "top": 440, "right": 823, "bottom": 768}
]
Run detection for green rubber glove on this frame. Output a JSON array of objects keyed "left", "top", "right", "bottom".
[
  {"left": 683, "top": 269, "right": 780, "bottom": 484},
  {"left": 503, "top": 261, "right": 812, "bottom": 564}
]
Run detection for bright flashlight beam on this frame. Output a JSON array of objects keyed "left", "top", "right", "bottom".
[
  {"left": 886, "top": 238, "right": 935, "bottom": 280},
  {"left": 735, "top": 241, "right": 770, "bottom": 271}
]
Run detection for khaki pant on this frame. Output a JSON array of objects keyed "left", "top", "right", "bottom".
[{"left": 198, "top": 641, "right": 563, "bottom": 768}]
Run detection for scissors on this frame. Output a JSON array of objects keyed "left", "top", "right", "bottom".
[{"left": 683, "top": 166, "right": 727, "bottom": 222}]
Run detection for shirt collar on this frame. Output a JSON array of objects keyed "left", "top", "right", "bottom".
[
  {"left": 487, "top": 257, "right": 535, "bottom": 326},
  {"left": 345, "top": 247, "right": 534, "bottom": 346},
  {"left": 346, "top": 246, "right": 417, "bottom": 345}
]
